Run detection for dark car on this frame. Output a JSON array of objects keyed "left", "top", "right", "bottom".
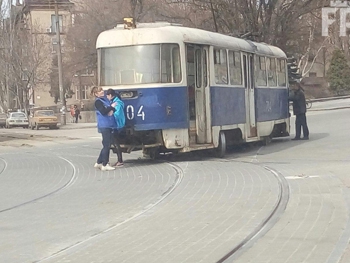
[{"left": 0, "top": 113, "right": 6, "bottom": 128}]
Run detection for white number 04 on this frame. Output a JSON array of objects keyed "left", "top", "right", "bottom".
[{"left": 126, "top": 105, "right": 145, "bottom": 120}]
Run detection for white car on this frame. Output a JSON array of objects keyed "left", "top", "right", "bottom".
[{"left": 5, "top": 112, "right": 29, "bottom": 129}]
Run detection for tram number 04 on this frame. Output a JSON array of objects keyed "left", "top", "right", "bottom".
[{"left": 126, "top": 105, "right": 145, "bottom": 120}]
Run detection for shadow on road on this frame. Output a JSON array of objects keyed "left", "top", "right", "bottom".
[{"left": 123, "top": 133, "right": 331, "bottom": 165}]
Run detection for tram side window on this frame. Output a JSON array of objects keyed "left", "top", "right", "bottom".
[
  {"left": 214, "top": 49, "right": 228, "bottom": 85},
  {"left": 161, "top": 44, "right": 182, "bottom": 83},
  {"left": 203, "top": 49, "right": 208, "bottom": 87},
  {"left": 255, "top": 56, "right": 267, "bottom": 86},
  {"left": 267, "top": 58, "right": 277, "bottom": 87},
  {"left": 195, "top": 49, "right": 202, "bottom": 88},
  {"left": 228, "top": 51, "right": 242, "bottom": 85},
  {"left": 277, "top": 59, "right": 287, "bottom": 86},
  {"left": 187, "top": 47, "right": 195, "bottom": 89},
  {"left": 172, "top": 47, "right": 182, "bottom": 83}
]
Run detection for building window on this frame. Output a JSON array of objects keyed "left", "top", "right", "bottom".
[
  {"left": 75, "top": 85, "right": 89, "bottom": 100},
  {"left": 309, "top": 72, "right": 317, "bottom": 77},
  {"left": 51, "top": 38, "right": 64, "bottom": 54},
  {"left": 81, "top": 67, "right": 94, "bottom": 76},
  {"left": 51, "top": 15, "right": 63, "bottom": 33}
]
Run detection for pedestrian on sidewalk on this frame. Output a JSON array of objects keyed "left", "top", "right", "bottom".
[
  {"left": 289, "top": 81, "right": 310, "bottom": 140},
  {"left": 91, "top": 86, "right": 116, "bottom": 171},
  {"left": 70, "top": 105, "right": 75, "bottom": 123},
  {"left": 106, "top": 89, "right": 125, "bottom": 167},
  {"left": 74, "top": 105, "right": 80, "bottom": 123}
]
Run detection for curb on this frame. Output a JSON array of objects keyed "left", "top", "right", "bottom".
[
  {"left": 309, "top": 95, "right": 350, "bottom": 103},
  {"left": 57, "top": 124, "right": 96, "bottom": 130},
  {"left": 309, "top": 106, "right": 350, "bottom": 112}
]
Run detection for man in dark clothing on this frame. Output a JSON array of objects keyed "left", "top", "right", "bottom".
[
  {"left": 74, "top": 105, "right": 80, "bottom": 123},
  {"left": 289, "top": 82, "right": 309, "bottom": 140}
]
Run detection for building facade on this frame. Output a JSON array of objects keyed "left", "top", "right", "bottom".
[{"left": 19, "top": 0, "right": 96, "bottom": 111}]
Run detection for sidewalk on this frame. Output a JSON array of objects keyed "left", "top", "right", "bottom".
[{"left": 0, "top": 122, "right": 99, "bottom": 146}]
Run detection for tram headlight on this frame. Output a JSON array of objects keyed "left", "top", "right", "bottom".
[{"left": 120, "top": 91, "right": 135, "bottom": 99}]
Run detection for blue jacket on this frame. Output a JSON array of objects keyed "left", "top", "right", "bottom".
[
  {"left": 111, "top": 96, "right": 125, "bottom": 130},
  {"left": 95, "top": 97, "right": 115, "bottom": 129}
]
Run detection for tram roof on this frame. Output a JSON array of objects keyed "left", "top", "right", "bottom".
[{"left": 96, "top": 22, "right": 286, "bottom": 58}]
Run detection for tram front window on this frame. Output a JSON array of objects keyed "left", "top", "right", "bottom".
[{"left": 100, "top": 44, "right": 181, "bottom": 85}]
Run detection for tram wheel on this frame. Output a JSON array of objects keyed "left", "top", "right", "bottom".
[
  {"left": 149, "top": 148, "right": 160, "bottom": 160},
  {"left": 215, "top": 131, "right": 226, "bottom": 158},
  {"left": 262, "top": 136, "right": 272, "bottom": 146}
]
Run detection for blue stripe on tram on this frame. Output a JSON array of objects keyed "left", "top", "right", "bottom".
[
  {"left": 123, "top": 86, "right": 189, "bottom": 131},
  {"left": 255, "top": 88, "right": 289, "bottom": 122},
  {"left": 210, "top": 86, "right": 246, "bottom": 126}
]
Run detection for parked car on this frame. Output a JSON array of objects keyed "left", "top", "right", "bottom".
[
  {"left": 29, "top": 110, "right": 59, "bottom": 130},
  {"left": 0, "top": 113, "right": 6, "bottom": 128},
  {"left": 5, "top": 112, "right": 29, "bottom": 128}
]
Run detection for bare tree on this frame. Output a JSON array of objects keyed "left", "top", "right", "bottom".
[
  {"left": 0, "top": 3, "right": 51, "bottom": 113},
  {"left": 65, "top": 0, "right": 332, "bottom": 89},
  {"left": 0, "top": 0, "right": 10, "bottom": 112},
  {"left": 158, "top": 0, "right": 328, "bottom": 51},
  {"left": 66, "top": 0, "right": 159, "bottom": 78}
]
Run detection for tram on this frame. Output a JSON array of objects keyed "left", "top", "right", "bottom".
[{"left": 96, "top": 21, "right": 290, "bottom": 158}]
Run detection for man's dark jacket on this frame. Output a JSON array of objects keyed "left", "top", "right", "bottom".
[{"left": 289, "top": 88, "right": 306, "bottom": 115}]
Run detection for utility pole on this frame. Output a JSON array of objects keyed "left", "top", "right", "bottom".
[
  {"left": 6, "top": 0, "right": 12, "bottom": 112},
  {"left": 55, "top": 1, "right": 66, "bottom": 125}
]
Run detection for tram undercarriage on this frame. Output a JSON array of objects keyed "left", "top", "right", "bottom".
[{"left": 111, "top": 120, "right": 289, "bottom": 159}]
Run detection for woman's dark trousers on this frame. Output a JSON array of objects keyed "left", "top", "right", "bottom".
[
  {"left": 97, "top": 128, "right": 112, "bottom": 166},
  {"left": 112, "top": 130, "right": 123, "bottom": 163}
]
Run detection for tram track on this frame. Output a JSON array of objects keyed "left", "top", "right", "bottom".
[
  {"left": 215, "top": 149, "right": 290, "bottom": 262},
  {"left": 0, "top": 155, "right": 77, "bottom": 214},
  {"left": 2, "top": 144, "right": 289, "bottom": 262},
  {"left": 111, "top": 149, "right": 289, "bottom": 263},
  {"left": 123, "top": 148, "right": 290, "bottom": 263},
  {"left": 218, "top": 164, "right": 289, "bottom": 262},
  {"left": 0, "top": 157, "right": 8, "bottom": 175},
  {"left": 35, "top": 161, "right": 184, "bottom": 263}
]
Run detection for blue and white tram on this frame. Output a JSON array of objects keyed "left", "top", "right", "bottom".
[{"left": 96, "top": 22, "right": 290, "bottom": 157}]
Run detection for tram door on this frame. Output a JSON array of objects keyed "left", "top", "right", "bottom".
[
  {"left": 186, "top": 45, "right": 210, "bottom": 144},
  {"left": 243, "top": 53, "right": 257, "bottom": 138}
]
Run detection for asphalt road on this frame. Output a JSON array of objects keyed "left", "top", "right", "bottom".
[{"left": 0, "top": 102, "right": 350, "bottom": 263}]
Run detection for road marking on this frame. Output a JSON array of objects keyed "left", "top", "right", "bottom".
[{"left": 285, "top": 175, "right": 319, "bottom": 180}]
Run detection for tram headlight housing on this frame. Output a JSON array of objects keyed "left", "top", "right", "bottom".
[{"left": 124, "top": 18, "right": 135, "bottom": 29}]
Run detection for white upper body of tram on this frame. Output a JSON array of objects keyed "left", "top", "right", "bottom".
[{"left": 96, "top": 22, "right": 290, "bottom": 156}]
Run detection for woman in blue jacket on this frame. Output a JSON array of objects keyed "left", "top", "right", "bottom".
[{"left": 90, "top": 86, "right": 116, "bottom": 171}]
